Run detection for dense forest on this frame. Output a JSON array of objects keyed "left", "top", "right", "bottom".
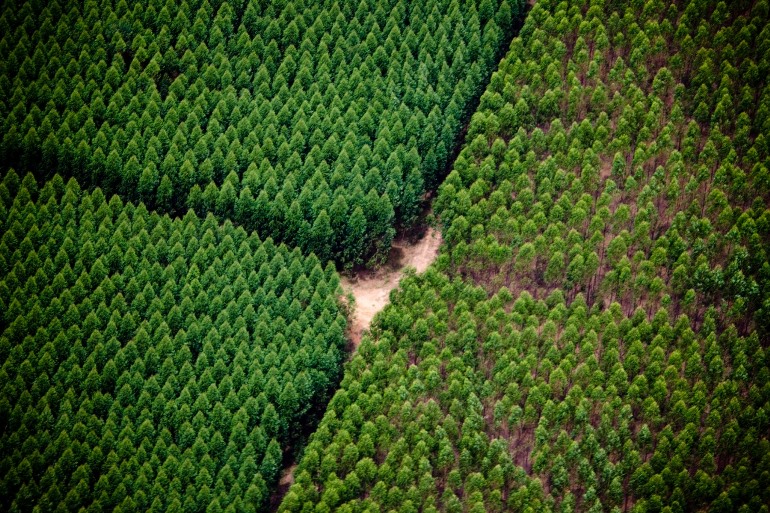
[
  {"left": 0, "top": 0, "right": 524, "bottom": 267},
  {"left": 280, "top": 0, "right": 770, "bottom": 511},
  {"left": 0, "top": 172, "right": 347, "bottom": 511},
  {"left": 2, "top": 0, "right": 770, "bottom": 512}
]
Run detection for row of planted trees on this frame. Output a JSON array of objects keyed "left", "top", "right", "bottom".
[
  {"left": 0, "top": 0, "right": 524, "bottom": 268},
  {"left": 278, "top": 0, "right": 770, "bottom": 511},
  {"left": 281, "top": 269, "right": 770, "bottom": 512},
  {"left": 0, "top": 171, "right": 347, "bottom": 512},
  {"left": 0, "top": 0, "right": 532, "bottom": 510},
  {"left": 435, "top": 0, "right": 770, "bottom": 334}
]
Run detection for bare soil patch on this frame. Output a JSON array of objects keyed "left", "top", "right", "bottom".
[
  {"left": 341, "top": 227, "right": 442, "bottom": 346},
  {"left": 279, "top": 465, "right": 296, "bottom": 487},
  {"left": 268, "top": 464, "right": 297, "bottom": 511}
]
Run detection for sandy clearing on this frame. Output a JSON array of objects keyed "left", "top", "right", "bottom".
[{"left": 341, "top": 227, "right": 442, "bottom": 347}]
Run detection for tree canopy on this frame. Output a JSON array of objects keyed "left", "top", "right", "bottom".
[
  {"left": 0, "top": 0, "right": 524, "bottom": 268},
  {"left": 279, "top": 0, "right": 770, "bottom": 511},
  {"left": 0, "top": 172, "right": 347, "bottom": 512}
]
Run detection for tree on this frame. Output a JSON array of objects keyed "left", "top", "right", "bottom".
[
  {"left": 344, "top": 207, "right": 367, "bottom": 269},
  {"left": 309, "top": 210, "right": 334, "bottom": 263},
  {"left": 260, "top": 439, "right": 282, "bottom": 484},
  {"left": 156, "top": 174, "right": 173, "bottom": 211}
]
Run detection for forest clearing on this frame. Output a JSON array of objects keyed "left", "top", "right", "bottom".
[{"left": 342, "top": 227, "right": 442, "bottom": 346}]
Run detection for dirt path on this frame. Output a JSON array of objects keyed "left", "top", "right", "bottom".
[
  {"left": 268, "top": 464, "right": 297, "bottom": 511},
  {"left": 341, "top": 227, "right": 442, "bottom": 346}
]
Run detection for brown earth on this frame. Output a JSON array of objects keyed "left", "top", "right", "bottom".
[
  {"left": 268, "top": 464, "right": 297, "bottom": 511},
  {"left": 341, "top": 227, "right": 442, "bottom": 346}
]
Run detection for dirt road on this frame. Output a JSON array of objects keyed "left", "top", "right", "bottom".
[{"left": 341, "top": 227, "right": 442, "bottom": 346}]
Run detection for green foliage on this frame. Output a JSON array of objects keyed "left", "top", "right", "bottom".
[
  {"left": 281, "top": 271, "right": 770, "bottom": 512},
  {"left": 280, "top": 0, "right": 770, "bottom": 512},
  {"left": 0, "top": 0, "right": 521, "bottom": 268},
  {"left": 3, "top": 0, "right": 770, "bottom": 511},
  {"left": 435, "top": 0, "right": 770, "bottom": 335},
  {"left": 0, "top": 174, "right": 347, "bottom": 512}
]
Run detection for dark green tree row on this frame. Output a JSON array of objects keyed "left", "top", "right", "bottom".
[
  {"left": 0, "top": 0, "right": 523, "bottom": 268},
  {"left": 434, "top": 0, "right": 770, "bottom": 335},
  {"left": 282, "top": 271, "right": 770, "bottom": 513},
  {"left": 279, "top": 0, "right": 770, "bottom": 511},
  {"left": 0, "top": 170, "right": 347, "bottom": 512}
]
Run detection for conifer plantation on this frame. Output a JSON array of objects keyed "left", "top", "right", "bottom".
[
  {"left": 0, "top": 0, "right": 524, "bottom": 267},
  {"left": 280, "top": 0, "right": 770, "bottom": 511},
  {"left": 2, "top": 0, "right": 770, "bottom": 512},
  {"left": 0, "top": 171, "right": 346, "bottom": 511}
]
